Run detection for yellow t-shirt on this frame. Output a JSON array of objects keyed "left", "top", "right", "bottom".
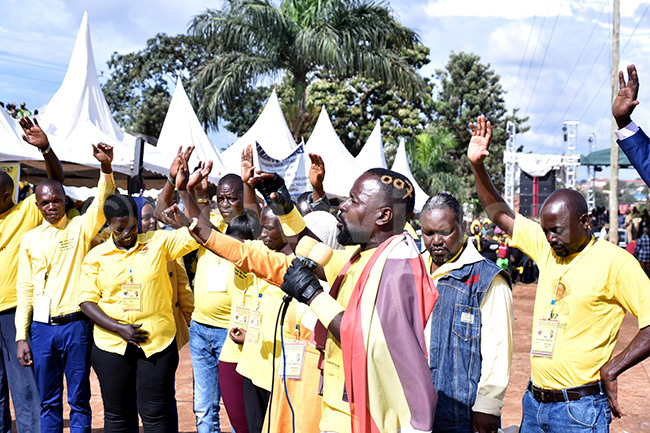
[
  {"left": 219, "top": 265, "right": 256, "bottom": 364},
  {"left": 0, "top": 195, "right": 41, "bottom": 312},
  {"left": 192, "top": 213, "right": 232, "bottom": 328},
  {"left": 235, "top": 278, "right": 297, "bottom": 391},
  {"left": 511, "top": 214, "right": 650, "bottom": 389},
  {"left": 78, "top": 228, "right": 198, "bottom": 357},
  {"left": 16, "top": 172, "right": 115, "bottom": 341},
  {"left": 319, "top": 246, "right": 375, "bottom": 433}
]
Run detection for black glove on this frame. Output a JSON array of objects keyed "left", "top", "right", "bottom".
[
  {"left": 255, "top": 174, "right": 294, "bottom": 215},
  {"left": 281, "top": 258, "right": 323, "bottom": 304}
]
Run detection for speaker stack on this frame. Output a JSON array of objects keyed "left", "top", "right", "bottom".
[{"left": 519, "top": 170, "right": 556, "bottom": 217}]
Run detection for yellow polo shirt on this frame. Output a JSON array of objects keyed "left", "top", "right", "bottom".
[
  {"left": 0, "top": 195, "right": 42, "bottom": 312},
  {"left": 192, "top": 213, "right": 232, "bottom": 328},
  {"left": 16, "top": 172, "right": 115, "bottom": 341},
  {"left": 319, "top": 246, "right": 374, "bottom": 433},
  {"left": 78, "top": 228, "right": 198, "bottom": 357},
  {"left": 511, "top": 214, "right": 650, "bottom": 389}
]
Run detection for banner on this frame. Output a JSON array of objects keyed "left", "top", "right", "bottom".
[
  {"left": 256, "top": 142, "right": 310, "bottom": 197},
  {"left": 0, "top": 163, "right": 20, "bottom": 202}
]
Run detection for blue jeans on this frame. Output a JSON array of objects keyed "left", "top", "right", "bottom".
[
  {"left": 0, "top": 309, "right": 40, "bottom": 433},
  {"left": 520, "top": 384, "right": 612, "bottom": 433},
  {"left": 31, "top": 319, "right": 92, "bottom": 433},
  {"left": 189, "top": 320, "right": 228, "bottom": 433}
]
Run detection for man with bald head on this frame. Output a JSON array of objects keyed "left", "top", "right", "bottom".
[
  {"left": 468, "top": 115, "right": 650, "bottom": 433},
  {"left": 0, "top": 116, "right": 64, "bottom": 433},
  {"left": 16, "top": 143, "right": 114, "bottom": 433}
]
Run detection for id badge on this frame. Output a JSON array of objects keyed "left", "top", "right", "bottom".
[
  {"left": 33, "top": 295, "right": 51, "bottom": 324},
  {"left": 207, "top": 264, "right": 229, "bottom": 292},
  {"left": 246, "top": 310, "right": 262, "bottom": 343},
  {"left": 531, "top": 319, "right": 559, "bottom": 358},
  {"left": 233, "top": 306, "right": 250, "bottom": 331},
  {"left": 121, "top": 283, "right": 143, "bottom": 311},
  {"left": 278, "top": 341, "right": 307, "bottom": 380}
]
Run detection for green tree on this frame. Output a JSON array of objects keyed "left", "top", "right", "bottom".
[
  {"left": 102, "top": 33, "right": 207, "bottom": 138},
  {"left": 407, "top": 126, "right": 460, "bottom": 195},
  {"left": 308, "top": 45, "right": 432, "bottom": 156},
  {"left": 432, "top": 52, "right": 528, "bottom": 202},
  {"left": 189, "top": 0, "right": 426, "bottom": 131}
]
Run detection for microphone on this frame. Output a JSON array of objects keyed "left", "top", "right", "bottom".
[{"left": 295, "top": 236, "right": 333, "bottom": 271}]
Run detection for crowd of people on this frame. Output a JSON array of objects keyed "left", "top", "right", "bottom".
[{"left": 0, "top": 65, "right": 649, "bottom": 433}]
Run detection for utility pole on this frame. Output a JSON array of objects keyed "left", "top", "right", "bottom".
[{"left": 609, "top": 0, "right": 620, "bottom": 245}]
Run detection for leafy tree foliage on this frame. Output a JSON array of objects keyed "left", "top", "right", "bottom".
[
  {"left": 189, "top": 0, "right": 426, "bottom": 130},
  {"left": 102, "top": 33, "right": 206, "bottom": 137},
  {"left": 431, "top": 52, "right": 528, "bottom": 201}
]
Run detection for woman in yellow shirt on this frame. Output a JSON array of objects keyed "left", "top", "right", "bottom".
[{"left": 79, "top": 195, "right": 198, "bottom": 433}]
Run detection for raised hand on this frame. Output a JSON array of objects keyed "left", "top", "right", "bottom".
[
  {"left": 308, "top": 153, "right": 325, "bottom": 189},
  {"left": 170, "top": 146, "right": 195, "bottom": 180},
  {"left": 188, "top": 161, "right": 213, "bottom": 196},
  {"left": 467, "top": 115, "right": 492, "bottom": 166},
  {"left": 613, "top": 64, "right": 639, "bottom": 129},
  {"left": 175, "top": 149, "right": 191, "bottom": 191},
  {"left": 248, "top": 171, "right": 293, "bottom": 215},
  {"left": 241, "top": 144, "right": 255, "bottom": 183},
  {"left": 19, "top": 117, "right": 49, "bottom": 150},
  {"left": 92, "top": 143, "right": 114, "bottom": 173}
]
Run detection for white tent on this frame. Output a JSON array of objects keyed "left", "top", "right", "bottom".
[
  {"left": 305, "top": 107, "right": 363, "bottom": 197},
  {"left": 391, "top": 138, "right": 429, "bottom": 213},
  {"left": 220, "top": 90, "right": 299, "bottom": 174},
  {"left": 0, "top": 110, "right": 41, "bottom": 162},
  {"left": 355, "top": 120, "right": 387, "bottom": 171},
  {"left": 38, "top": 11, "right": 136, "bottom": 175},
  {"left": 145, "top": 79, "right": 227, "bottom": 184}
]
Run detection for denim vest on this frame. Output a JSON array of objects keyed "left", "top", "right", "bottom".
[{"left": 429, "top": 256, "right": 507, "bottom": 432}]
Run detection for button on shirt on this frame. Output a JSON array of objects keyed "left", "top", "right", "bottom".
[
  {"left": 0, "top": 195, "right": 42, "bottom": 312},
  {"left": 15, "top": 172, "right": 115, "bottom": 341},
  {"left": 78, "top": 228, "right": 198, "bottom": 357}
]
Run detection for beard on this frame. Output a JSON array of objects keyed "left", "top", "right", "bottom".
[
  {"left": 336, "top": 218, "right": 368, "bottom": 246},
  {"left": 431, "top": 253, "right": 453, "bottom": 266}
]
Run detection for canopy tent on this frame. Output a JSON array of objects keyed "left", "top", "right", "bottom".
[
  {"left": 503, "top": 151, "right": 565, "bottom": 177},
  {"left": 0, "top": 110, "right": 41, "bottom": 162},
  {"left": 304, "top": 107, "right": 363, "bottom": 197},
  {"left": 355, "top": 121, "right": 387, "bottom": 171},
  {"left": 221, "top": 90, "right": 299, "bottom": 173},
  {"left": 580, "top": 148, "right": 631, "bottom": 167},
  {"left": 145, "top": 79, "right": 227, "bottom": 184},
  {"left": 391, "top": 138, "right": 429, "bottom": 213},
  {"left": 37, "top": 11, "right": 136, "bottom": 176},
  {"left": 220, "top": 90, "right": 310, "bottom": 193}
]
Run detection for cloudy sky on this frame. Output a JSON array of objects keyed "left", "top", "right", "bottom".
[{"left": 1, "top": 0, "right": 649, "bottom": 181}]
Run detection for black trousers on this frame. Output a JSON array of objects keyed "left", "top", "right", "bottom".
[
  {"left": 243, "top": 376, "right": 270, "bottom": 433},
  {"left": 91, "top": 341, "right": 179, "bottom": 433}
]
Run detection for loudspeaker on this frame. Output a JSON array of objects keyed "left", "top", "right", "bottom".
[{"left": 519, "top": 170, "right": 556, "bottom": 217}]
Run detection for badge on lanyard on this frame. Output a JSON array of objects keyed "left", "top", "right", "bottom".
[
  {"left": 234, "top": 306, "right": 250, "bottom": 330},
  {"left": 122, "top": 283, "right": 143, "bottom": 311},
  {"left": 33, "top": 295, "right": 51, "bottom": 324},
  {"left": 531, "top": 318, "right": 559, "bottom": 358},
  {"left": 247, "top": 310, "right": 262, "bottom": 344},
  {"left": 207, "top": 264, "right": 229, "bottom": 292},
  {"left": 278, "top": 341, "right": 307, "bottom": 380}
]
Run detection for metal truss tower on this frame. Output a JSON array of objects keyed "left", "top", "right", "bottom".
[
  {"left": 587, "top": 133, "right": 597, "bottom": 211},
  {"left": 504, "top": 121, "right": 516, "bottom": 210},
  {"left": 562, "top": 121, "right": 580, "bottom": 190}
]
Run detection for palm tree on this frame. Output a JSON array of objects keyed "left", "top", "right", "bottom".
[
  {"left": 408, "top": 127, "right": 463, "bottom": 197},
  {"left": 189, "top": 0, "right": 426, "bottom": 129}
]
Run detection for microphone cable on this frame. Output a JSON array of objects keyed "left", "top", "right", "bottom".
[{"left": 267, "top": 294, "right": 295, "bottom": 433}]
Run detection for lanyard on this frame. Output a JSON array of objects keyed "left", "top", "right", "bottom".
[{"left": 548, "top": 236, "right": 594, "bottom": 319}]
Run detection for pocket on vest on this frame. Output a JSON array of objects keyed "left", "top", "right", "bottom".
[{"left": 452, "top": 304, "right": 480, "bottom": 341}]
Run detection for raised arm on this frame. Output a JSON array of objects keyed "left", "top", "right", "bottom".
[
  {"left": 19, "top": 116, "right": 64, "bottom": 183},
  {"left": 467, "top": 115, "right": 515, "bottom": 237},
  {"left": 241, "top": 144, "right": 261, "bottom": 216},
  {"left": 186, "top": 160, "right": 213, "bottom": 219},
  {"left": 308, "top": 153, "right": 327, "bottom": 204},
  {"left": 613, "top": 64, "right": 639, "bottom": 129},
  {"left": 154, "top": 146, "right": 194, "bottom": 221},
  {"left": 176, "top": 152, "right": 214, "bottom": 231}
]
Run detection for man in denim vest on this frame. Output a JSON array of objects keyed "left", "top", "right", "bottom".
[{"left": 421, "top": 193, "right": 513, "bottom": 433}]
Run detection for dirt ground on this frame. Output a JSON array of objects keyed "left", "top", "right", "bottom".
[{"left": 42, "top": 282, "right": 649, "bottom": 432}]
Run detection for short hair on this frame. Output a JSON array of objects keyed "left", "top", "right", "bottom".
[
  {"left": 422, "top": 193, "right": 463, "bottom": 225},
  {"left": 364, "top": 168, "right": 415, "bottom": 218},
  {"left": 104, "top": 195, "right": 138, "bottom": 224},
  {"left": 35, "top": 178, "right": 65, "bottom": 198},
  {"left": 541, "top": 189, "right": 588, "bottom": 219},
  {"left": 217, "top": 174, "right": 244, "bottom": 198},
  {"left": 226, "top": 210, "right": 262, "bottom": 240}
]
